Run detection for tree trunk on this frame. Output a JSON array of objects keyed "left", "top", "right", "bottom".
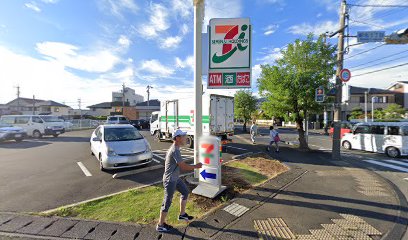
[
  {"left": 296, "top": 119, "right": 309, "bottom": 150},
  {"left": 243, "top": 120, "right": 247, "bottom": 132}
]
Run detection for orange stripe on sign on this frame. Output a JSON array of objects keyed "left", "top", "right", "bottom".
[{"left": 215, "top": 25, "right": 235, "bottom": 34}]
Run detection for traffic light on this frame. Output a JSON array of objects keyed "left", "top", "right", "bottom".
[{"left": 385, "top": 28, "right": 408, "bottom": 44}]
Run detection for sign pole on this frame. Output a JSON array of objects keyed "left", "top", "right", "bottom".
[{"left": 194, "top": 0, "right": 204, "bottom": 179}]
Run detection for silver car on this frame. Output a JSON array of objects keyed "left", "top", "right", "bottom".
[{"left": 90, "top": 124, "right": 153, "bottom": 171}]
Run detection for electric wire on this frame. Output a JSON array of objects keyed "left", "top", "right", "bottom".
[
  {"left": 353, "top": 62, "right": 408, "bottom": 77},
  {"left": 348, "top": 49, "right": 408, "bottom": 69},
  {"left": 351, "top": 54, "right": 408, "bottom": 71},
  {"left": 343, "top": 43, "right": 386, "bottom": 60}
]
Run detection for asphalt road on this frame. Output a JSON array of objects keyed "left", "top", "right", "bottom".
[{"left": 0, "top": 129, "right": 241, "bottom": 213}]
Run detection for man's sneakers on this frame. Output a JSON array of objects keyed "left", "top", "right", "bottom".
[
  {"left": 156, "top": 223, "right": 173, "bottom": 232},
  {"left": 178, "top": 213, "right": 194, "bottom": 221}
]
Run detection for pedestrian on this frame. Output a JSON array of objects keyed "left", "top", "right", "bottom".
[
  {"left": 156, "top": 129, "right": 203, "bottom": 233},
  {"left": 267, "top": 126, "right": 280, "bottom": 152},
  {"left": 250, "top": 120, "right": 258, "bottom": 144}
]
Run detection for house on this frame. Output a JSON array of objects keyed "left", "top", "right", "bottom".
[
  {"left": 5, "top": 98, "right": 72, "bottom": 116},
  {"left": 112, "top": 87, "right": 144, "bottom": 106},
  {"left": 387, "top": 81, "right": 408, "bottom": 109},
  {"left": 342, "top": 86, "right": 403, "bottom": 119},
  {"left": 87, "top": 101, "right": 130, "bottom": 117},
  {"left": 135, "top": 100, "right": 160, "bottom": 120}
]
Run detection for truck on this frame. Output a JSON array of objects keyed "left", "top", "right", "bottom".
[{"left": 150, "top": 94, "right": 234, "bottom": 148}]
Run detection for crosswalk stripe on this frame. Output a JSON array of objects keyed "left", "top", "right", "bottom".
[
  {"left": 153, "top": 154, "right": 165, "bottom": 161},
  {"left": 364, "top": 160, "right": 408, "bottom": 172},
  {"left": 385, "top": 160, "right": 408, "bottom": 168},
  {"left": 152, "top": 159, "right": 161, "bottom": 164}
]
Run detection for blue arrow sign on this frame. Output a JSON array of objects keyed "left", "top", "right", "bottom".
[{"left": 200, "top": 169, "right": 217, "bottom": 180}]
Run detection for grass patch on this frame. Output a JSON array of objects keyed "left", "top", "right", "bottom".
[{"left": 45, "top": 153, "right": 288, "bottom": 226}]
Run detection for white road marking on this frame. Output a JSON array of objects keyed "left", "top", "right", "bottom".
[
  {"left": 364, "top": 160, "right": 408, "bottom": 172},
  {"left": 112, "top": 165, "right": 163, "bottom": 179},
  {"left": 385, "top": 159, "right": 408, "bottom": 168},
  {"left": 226, "top": 146, "right": 248, "bottom": 151},
  {"left": 153, "top": 153, "right": 165, "bottom": 161},
  {"left": 152, "top": 159, "right": 161, "bottom": 164},
  {"left": 77, "top": 162, "right": 92, "bottom": 177}
]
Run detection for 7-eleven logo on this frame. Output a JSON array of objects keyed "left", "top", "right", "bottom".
[
  {"left": 201, "top": 143, "right": 214, "bottom": 164},
  {"left": 212, "top": 24, "right": 248, "bottom": 64}
]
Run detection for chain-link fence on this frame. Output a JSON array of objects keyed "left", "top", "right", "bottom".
[{"left": 66, "top": 119, "right": 104, "bottom": 131}]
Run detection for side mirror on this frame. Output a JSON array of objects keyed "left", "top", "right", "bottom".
[{"left": 92, "top": 137, "right": 101, "bottom": 142}]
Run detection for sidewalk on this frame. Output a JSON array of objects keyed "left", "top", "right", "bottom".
[{"left": 0, "top": 145, "right": 406, "bottom": 240}]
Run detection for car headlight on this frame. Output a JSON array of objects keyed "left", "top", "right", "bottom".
[
  {"left": 107, "top": 149, "right": 118, "bottom": 156},
  {"left": 45, "top": 126, "right": 52, "bottom": 129}
]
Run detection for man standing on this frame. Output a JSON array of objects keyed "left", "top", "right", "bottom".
[
  {"left": 250, "top": 120, "right": 258, "bottom": 144},
  {"left": 157, "top": 129, "right": 203, "bottom": 232}
]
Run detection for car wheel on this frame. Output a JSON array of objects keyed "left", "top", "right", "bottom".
[
  {"left": 155, "top": 131, "right": 162, "bottom": 142},
  {"left": 186, "top": 135, "right": 194, "bottom": 149},
  {"left": 33, "top": 130, "right": 42, "bottom": 139},
  {"left": 386, "top": 147, "right": 400, "bottom": 158},
  {"left": 15, "top": 138, "right": 24, "bottom": 142},
  {"left": 342, "top": 141, "right": 351, "bottom": 150},
  {"left": 99, "top": 153, "right": 106, "bottom": 171}
]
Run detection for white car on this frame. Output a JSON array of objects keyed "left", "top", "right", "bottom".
[
  {"left": 90, "top": 124, "right": 153, "bottom": 171},
  {"left": 0, "top": 121, "right": 27, "bottom": 142}
]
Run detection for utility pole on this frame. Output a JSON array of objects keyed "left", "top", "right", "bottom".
[
  {"left": 146, "top": 85, "right": 153, "bottom": 109},
  {"left": 364, "top": 91, "right": 368, "bottom": 122},
  {"left": 122, "top": 83, "right": 126, "bottom": 114},
  {"left": 371, "top": 96, "right": 375, "bottom": 122},
  {"left": 32, "top": 95, "right": 35, "bottom": 115},
  {"left": 15, "top": 85, "right": 20, "bottom": 113},
  {"left": 332, "top": 0, "right": 347, "bottom": 160},
  {"left": 193, "top": 0, "right": 204, "bottom": 178},
  {"left": 78, "top": 98, "right": 82, "bottom": 129}
]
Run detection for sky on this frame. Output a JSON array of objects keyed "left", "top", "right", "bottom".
[{"left": 0, "top": 0, "right": 407, "bottom": 109}]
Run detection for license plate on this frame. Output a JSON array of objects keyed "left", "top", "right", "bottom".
[
  {"left": 55, "top": 131, "right": 60, "bottom": 134},
  {"left": 14, "top": 134, "right": 21, "bottom": 138}
]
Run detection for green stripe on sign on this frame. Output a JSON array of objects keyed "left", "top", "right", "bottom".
[{"left": 159, "top": 115, "right": 210, "bottom": 124}]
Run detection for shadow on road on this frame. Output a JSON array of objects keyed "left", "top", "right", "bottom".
[{"left": 0, "top": 140, "right": 50, "bottom": 149}]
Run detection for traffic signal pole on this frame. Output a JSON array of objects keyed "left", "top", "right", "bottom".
[{"left": 332, "top": 0, "right": 347, "bottom": 160}]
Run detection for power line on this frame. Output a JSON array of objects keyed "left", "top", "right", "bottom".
[
  {"left": 348, "top": 49, "right": 408, "bottom": 68},
  {"left": 344, "top": 43, "right": 386, "bottom": 60},
  {"left": 353, "top": 62, "right": 408, "bottom": 77},
  {"left": 351, "top": 54, "right": 408, "bottom": 71},
  {"left": 348, "top": 4, "right": 408, "bottom": 8},
  {"left": 349, "top": 19, "right": 385, "bottom": 29}
]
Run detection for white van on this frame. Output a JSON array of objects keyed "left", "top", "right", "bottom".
[
  {"left": 341, "top": 122, "right": 408, "bottom": 158},
  {"left": 0, "top": 115, "right": 65, "bottom": 138}
]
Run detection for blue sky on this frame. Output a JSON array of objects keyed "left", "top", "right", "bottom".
[{"left": 0, "top": 0, "right": 407, "bottom": 108}]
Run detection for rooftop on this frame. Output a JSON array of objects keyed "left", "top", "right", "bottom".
[
  {"left": 349, "top": 86, "right": 396, "bottom": 95},
  {"left": 135, "top": 99, "right": 160, "bottom": 107}
]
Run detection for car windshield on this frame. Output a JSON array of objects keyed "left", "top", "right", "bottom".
[
  {"left": 41, "top": 116, "right": 63, "bottom": 122},
  {"left": 104, "top": 127, "right": 143, "bottom": 142},
  {"left": 0, "top": 121, "right": 12, "bottom": 128}
]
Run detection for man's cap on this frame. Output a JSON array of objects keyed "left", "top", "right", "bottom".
[{"left": 173, "top": 129, "right": 187, "bottom": 139}]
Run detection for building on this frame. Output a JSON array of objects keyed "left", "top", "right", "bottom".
[
  {"left": 341, "top": 86, "right": 403, "bottom": 119},
  {"left": 135, "top": 99, "right": 160, "bottom": 120},
  {"left": 112, "top": 87, "right": 144, "bottom": 106},
  {"left": 87, "top": 101, "right": 130, "bottom": 117},
  {"left": 4, "top": 98, "right": 72, "bottom": 116},
  {"left": 387, "top": 81, "right": 408, "bottom": 109}
]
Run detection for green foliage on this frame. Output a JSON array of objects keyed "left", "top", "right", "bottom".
[
  {"left": 350, "top": 107, "right": 364, "bottom": 120},
  {"left": 234, "top": 90, "right": 257, "bottom": 123},
  {"left": 257, "top": 34, "right": 336, "bottom": 148},
  {"left": 383, "top": 104, "right": 406, "bottom": 119}
]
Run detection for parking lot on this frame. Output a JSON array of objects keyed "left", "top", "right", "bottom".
[{"left": 0, "top": 129, "right": 242, "bottom": 213}]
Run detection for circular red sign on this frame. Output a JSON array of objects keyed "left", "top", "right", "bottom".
[{"left": 340, "top": 69, "right": 351, "bottom": 82}]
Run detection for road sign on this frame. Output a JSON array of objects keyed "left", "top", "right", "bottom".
[
  {"left": 340, "top": 68, "right": 351, "bottom": 82},
  {"left": 357, "top": 31, "right": 385, "bottom": 43},
  {"left": 193, "top": 136, "right": 226, "bottom": 198},
  {"left": 207, "top": 18, "right": 251, "bottom": 89},
  {"left": 315, "top": 86, "right": 325, "bottom": 103}
]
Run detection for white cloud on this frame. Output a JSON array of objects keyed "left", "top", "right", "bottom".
[
  {"left": 99, "top": 0, "right": 138, "bottom": 18},
  {"left": 41, "top": 0, "right": 59, "bottom": 3},
  {"left": 139, "top": 59, "right": 175, "bottom": 77},
  {"left": 24, "top": 2, "right": 41, "bottom": 12},
  {"left": 257, "top": 47, "right": 282, "bottom": 64},
  {"left": 180, "top": 23, "right": 189, "bottom": 35},
  {"left": 263, "top": 24, "right": 279, "bottom": 36},
  {"left": 160, "top": 36, "right": 183, "bottom": 49},
  {"left": 288, "top": 21, "right": 337, "bottom": 35},
  {"left": 36, "top": 42, "right": 121, "bottom": 73},
  {"left": 204, "top": 0, "right": 242, "bottom": 28},
  {"left": 175, "top": 55, "right": 194, "bottom": 70},
  {"left": 138, "top": 3, "right": 170, "bottom": 39},
  {"left": 171, "top": 0, "right": 192, "bottom": 18},
  {"left": 117, "top": 35, "right": 131, "bottom": 48}
]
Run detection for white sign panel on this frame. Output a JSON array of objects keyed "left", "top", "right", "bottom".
[{"left": 208, "top": 18, "right": 251, "bottom": 89}]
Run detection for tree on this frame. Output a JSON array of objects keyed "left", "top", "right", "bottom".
[
  {"left": 383, "top": 104, "right": 406, "bottom": 119},
  {"left": 350, "top": 107, "right": 364, "bottom": 120},
  {"left": 373, "top": 108, "right": 385, "bottom": 120},
  {"left": 258, "top": 34, "right": 336, "bottom": 149},
  {"left": 234, "top": 90, "right": 257, "bottom": 131}
]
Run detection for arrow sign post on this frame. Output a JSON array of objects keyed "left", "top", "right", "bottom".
[{"left": 200, "top": 169, "right": 217, "bottom": 180}]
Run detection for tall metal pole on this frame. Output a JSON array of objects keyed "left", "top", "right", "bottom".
[
  {"left": 193, "top": 0, "right": 204, "bottom": 178},
  {"left": 332, "top": 0, "right": 347, "bottom": 160},
  {"left": 122, "top": 83, "right": 125, "bottom": 114},
  {"left": 364, "top": 91, "right": 368, "bottom": 122},
  {"left": 32, "top": 95, "right": 35, "bottom": 115},
  {"left": 371, "top": 96, "right": 375, "bottom": 122},
  {"left": 78, "top": 98, "right": 82, "bottom": 129}
]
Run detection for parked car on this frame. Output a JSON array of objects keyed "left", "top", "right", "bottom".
[
  {"left": 329, "top": 121, "right": 354, "bottom": 138},
  {"left": 0, "top": 115, "right": 65, "bottom": 138},
  {"left": 129, "top": 119, "right": 150, "bottom": 130},
  {"left": 106, "top": 115, "right": 129, "bottom": 124},
  {"left": 90, "top": 124, "right": 153, "bottom": 170},
  {"left": 0, "top": 121, "right": 27, "bottom": 142},
  {"left": 341, "top": 122, "right": 408, "bottom": 158}
]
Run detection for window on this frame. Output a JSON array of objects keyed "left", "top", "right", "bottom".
[
  {"left": 359, "top": 96, "right": 365, "bottom": 103},
  {"left": 54, "top": 107, "right": 59, "bottom": 112},
  {"left": 370, "top": 125, "right": 385, "bottom": 135},
  {"left": 151, "top": 114, "right": 158, "bottom": 122},
  {"left": 401, "top": 126, "right": 408, "bottom": 136},
  {"left": 387, "top": 126, "right": 400, "bottom": 135},
  {"left": 354, "top": 125, "right": 370, "bottom": 134},
  {"left": 32, "top": 116, "right": 43, "bottom": 123},
  {"left": 15, "top": 116, "right": 30, "bottom": 124},
  {"left": 1, "top": 116, "right": 15, "bottom": 124}
]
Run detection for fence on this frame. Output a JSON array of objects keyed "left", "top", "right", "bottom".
[{"left": 67, "top": 119, "right": 104, "bottom": 131}]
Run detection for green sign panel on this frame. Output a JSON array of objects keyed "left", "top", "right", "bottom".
[{"left": 223, "top": 73, "right": 236, "bottom": 86}]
